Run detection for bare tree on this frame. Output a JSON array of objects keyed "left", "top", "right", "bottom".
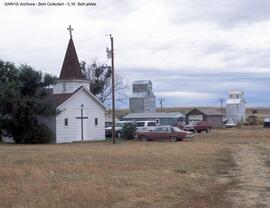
[{"left": 80, "top": 60, "right": 129, "bottom": 108}]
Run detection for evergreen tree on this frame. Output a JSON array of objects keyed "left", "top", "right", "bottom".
[{"left": 0, "top": 60, "right": 57, "bottom": 143}]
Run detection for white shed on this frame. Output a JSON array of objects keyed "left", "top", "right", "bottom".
[{"left": 226, "top": 90, "right": 246, "bottom": 124}]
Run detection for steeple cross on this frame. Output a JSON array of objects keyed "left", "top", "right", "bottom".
[{"left": 67, "top": 25, "right": 74, "bottom": 39}]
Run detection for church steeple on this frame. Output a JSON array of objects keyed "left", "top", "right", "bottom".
[
  {"left": 53, "top": 26, "right": 90, "bottom": 94},
  {"left": 59, "top": 38, "right": 84, "bottom": 80},
  {"left": 59, "top": 26, "right": 84, "bottom": 80}
]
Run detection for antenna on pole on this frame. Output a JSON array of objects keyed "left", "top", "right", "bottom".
[{"left": 106, "top": 47, "right": 112, "bottom": 59}]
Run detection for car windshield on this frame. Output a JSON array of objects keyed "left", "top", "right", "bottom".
[
  {"left": 155, "top": 127, "right": 161, "bottom": 132},
  {"left": 147, "top": 122, "right": 156, "bottom": 126},
  {"left": 172, "top": 127, "right": 182, "bottom": 132},
  {"left": 115, "top": 123, "right": 124, "bottom": 127},
  {"left": 136, "top": 122, "right": 144, "bottom": 127},
  {"left": 154, "top": 127, "right": 167, "bottom": 132}
]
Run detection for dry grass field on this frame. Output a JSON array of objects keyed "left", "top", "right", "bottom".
[{"left": 1, "top": 128, "right": 270, "bottom": 208}]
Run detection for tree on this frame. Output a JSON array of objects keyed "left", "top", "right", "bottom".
[
  {"left": 80, "top": 60, "right": 128, "bottom": 107},
  {"left": 0, "top": 60, "right": 58, "bottom": 143},
  {"left": 122, "top": 122, "right": 137, "bottom": 140}
]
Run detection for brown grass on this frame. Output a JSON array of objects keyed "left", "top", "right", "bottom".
[{"left": 0, "top": 128, "right": 270, "bottom": 208}]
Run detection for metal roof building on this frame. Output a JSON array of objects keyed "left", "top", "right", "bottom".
[
  {"left": 129, "top": 80, "right": 156, "bottom": 113},
  {"left": 226, "top": 90, "right": 246, "bottom": 124},
  {"left": 121, "top": 112, "right": 185, "bottom": 126},
  {"left": 185, "top": 108, "right": 223, "bottom": 128}
]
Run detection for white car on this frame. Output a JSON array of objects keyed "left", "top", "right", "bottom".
[
  {"left": 135, "top": 121, "right": 157, "bottom": 132},
  {"left": 105, "top": 121, "right": 127, "bottom": 137},
  {"left": 225, "top": 123, "right": 237, "bottom": 128},
  {"left": 225, "top": 118, "right": 237, "bottom": 128}
]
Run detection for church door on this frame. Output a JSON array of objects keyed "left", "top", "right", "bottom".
[{"left": 76, "top": 109, "right": 88, "bottom": 141}]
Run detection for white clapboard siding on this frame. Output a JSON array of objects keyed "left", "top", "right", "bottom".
[{"left": 56, "top": 89, "right": 105, "bottom": 143}]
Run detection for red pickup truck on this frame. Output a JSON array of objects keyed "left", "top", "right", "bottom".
[{"left": 183, "top": 121, "right": 212, "bottom": 133}]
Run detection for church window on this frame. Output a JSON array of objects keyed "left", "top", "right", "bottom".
[
  {"left": 64, "top": 118, "right": 69, "bottom": 126},
  {"left": 95, "top": 118, "right": 98, "bottom": 125}
]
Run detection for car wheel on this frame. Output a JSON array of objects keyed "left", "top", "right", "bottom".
[
  {"left": 141, "top": 135, "right": 148, "bottom": 142},
  {"left": 206, "top": 128, "right": 211, "bottom": 133},
  {"left": 116, "top": 131, "right": 121, "bottom": 138},
  {"left": 170, "top": 136, "right": 178, "bottom": 142}
]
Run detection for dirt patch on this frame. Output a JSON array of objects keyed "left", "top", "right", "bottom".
[
  {"left": 176, "top": 150, "right": 235, "bottom": 208},
  {"left": 227, "top": 144, "right": 270, "bottom": 208},
  {"left": 179, "top": 181, "right": 230, "bottom": 208}
]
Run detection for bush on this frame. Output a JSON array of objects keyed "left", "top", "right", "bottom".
[
  {"left": 17, "top": 124, "right": 53, "bottom": 144},
  {"left": 245, "top": 115, "right": 263, "bottom": 126},
  {"left": 122, "top": 122, "right": 137, "bottom": 140}
]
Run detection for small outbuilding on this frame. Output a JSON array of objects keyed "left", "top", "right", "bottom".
[
  {"left": 186, "top": 108, "right": 223, "bottom": 128},
  {"left": 264, "top": 118, "right": 270, "bottom": 128},
  {"left": 121, "top": 112, "right": 185, "bottom": 126}
]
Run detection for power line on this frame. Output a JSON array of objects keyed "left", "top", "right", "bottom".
[
  {"left": 111, "top": 22, "right": 270, "bottom": 37},
  {"left": 2, "top": 21, "right": 270, "bottom": 66},
  {"left": 114, "top": 41, "right": 270, "bottom": 52},
  {"left": 2, "top": 21, "right": 270, "bottom": 55}
]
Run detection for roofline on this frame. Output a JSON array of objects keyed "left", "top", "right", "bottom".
[
  {"left": 56, "top": 79, "right": 90, "bottom": 83},
  {"left": 187, "top": 108, "right": 222, "bottom": 116},
  {"left": 123, "top": 113, "right": 185, "bottom": 119},
  {"left": 133, "top": 80, "right": 152, "bottom": 84},
  {"left": 57, "top": 87, "right": 106, "bottom": 109}
]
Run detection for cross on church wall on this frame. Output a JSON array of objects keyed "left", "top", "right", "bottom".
[
  {"left": 67, "top": 25, "right": 74, "bottom": 39},
  {"left": 76, "top": 108, "right": 88, "bottom": 141}
]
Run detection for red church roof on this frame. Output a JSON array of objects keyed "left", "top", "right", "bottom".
[
  {"left": 59, "top": 38, "right": 84, "bottom": 80},
  {"left": 52, "top": 86, "right": 84, "bottom": 106}
]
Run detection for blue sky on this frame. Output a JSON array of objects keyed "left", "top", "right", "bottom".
[{"left": 0, "top": 0, "right": 270, "bottom": 107}]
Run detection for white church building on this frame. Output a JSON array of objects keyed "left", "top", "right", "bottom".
[
  {"left": 226, "top": 90, "right": 246, "bottom": 124},
  {"left": 47, "top": 26, "right": 105, "bottom": 143}
]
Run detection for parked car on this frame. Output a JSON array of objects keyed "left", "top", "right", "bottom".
[
  {"left": 105, "top": 121, "right": 129, "bottom": 137},
  {"left": 183, "top": 124, "right": 196, "bottom": 132},
  {"left": 225, "top": 123, "right": 237, "bottom": 128},
  {"left": 225, "top": 118, "right": 237, "bottom": 128},
  {"left": 135, "top": 121, "right": 157, "bottom": 132},
  {"left": 137, "top": 126, "right": 191, "bottom": 142},
  {"left": 183, "top": 121, "right": 212, "bottom": 133}
]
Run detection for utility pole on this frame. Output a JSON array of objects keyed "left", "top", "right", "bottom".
[
  {"left": 159, "top": 98, "right": 165, "bottom": 112},
  {"left": 252, "top": 109, "right": 257, "bottom": 128},
  {"left": 218, "top": 98, "right": 224, "bottom": 115},
  {"left": 110, "top": 34, "right": 116, "bottom": 144}
]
